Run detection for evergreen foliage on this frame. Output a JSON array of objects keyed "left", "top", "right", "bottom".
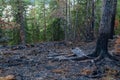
[{"left": 0, "top": 0, "right": 120, "bottom": 45}]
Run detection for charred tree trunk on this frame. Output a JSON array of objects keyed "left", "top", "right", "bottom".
[
  {"left": 109, "top": 0, "right": 117, "bottom": 39},
  {"left": 89, "top": 0, "right": 112, "bottom": 57},
  {"left": 91, "top": 0, "right": 95, "bottom": 40},
  {"left": 87, "top": 0, "right": 119, "bottom": 62},
  {"left": 71, "top": 0, "right": 119, "bottom": 62},
  {"left": 88, "top": 33, "right": 109, "bottom": 61}
]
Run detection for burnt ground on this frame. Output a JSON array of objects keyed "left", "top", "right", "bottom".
[{"left": 0, "top": 41, "right": 120, "bottom": 80}]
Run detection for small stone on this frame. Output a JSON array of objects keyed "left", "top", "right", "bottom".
[{"left": 71, "top": 47, "right": 85, "bottom": 57}]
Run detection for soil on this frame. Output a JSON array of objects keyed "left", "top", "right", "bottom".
[{"left": 0, "top": 41, "right": 120, "bottom": 80}]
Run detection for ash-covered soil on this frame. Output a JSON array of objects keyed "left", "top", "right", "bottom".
[{"left": 0, "top": 41, "right": 120, "bottom": 80}]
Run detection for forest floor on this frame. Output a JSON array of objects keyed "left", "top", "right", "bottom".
[{"left": 0, "top": 40, "right": 120, "bottom": 80}]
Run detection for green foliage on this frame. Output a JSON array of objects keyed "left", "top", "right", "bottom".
[
  {"left": 47, "top": 18, "right": 65, "bottom": 41},
  {"left": 0, "top": 0, "right": 120, "bottom": 45},
  {"left": 52, "top": 19, "right": 64, "bottom": 41},
  {"left": 115, "top": 28, "right": 120, "bottom": 35}
]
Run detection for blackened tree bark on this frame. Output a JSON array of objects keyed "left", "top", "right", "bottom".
[
  {"left": 71, "top": 0, "right": 119, "bottom": 62},
  {"left": 86, "top": 0, "right": 119, "bottom": 62},
  {"left": 89, "top": 0, "right": 113, "bottom": 58},
  {"left": 109, "top": 0, "right": 117, "bottom": 39},
  {"left": 91, "top": 0, "right": 95, "bottom": 40}
]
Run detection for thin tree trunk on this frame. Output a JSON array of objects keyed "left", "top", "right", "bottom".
[
  {"left": 68, "top": 0, "right": 71, "bottom": 40},
  {"left": 15, "top": 0, "right": 26, "bottom": 44},
  {"left": 65, "top": 0, "right": 68, "bottom": 41},
  {"left": 91, "top": 0, "right": 95, "bottom": 40},
  {"left": 109, "top": 0, "right": 117, "bottom": 39},
  {"left": 75, "top": 0, "right": 79, "bottom": 41},
  {"left": 84, "top": 0, "right": 94, "bottom": 42},
  {"left": 43, "top": 0, "right": 46, "bottom": 41},
  {"left": 73, "top": 0, "right": 76, "bottom": 40}
]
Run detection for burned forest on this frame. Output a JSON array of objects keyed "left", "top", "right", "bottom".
[{"left": 0, "top": 0, "right": 120, "bottom": 80}]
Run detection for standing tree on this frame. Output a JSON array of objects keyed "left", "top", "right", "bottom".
[
  {"left": 109, "top": 0, "right": 117, "bottom": 39},
  {"left": 87, "top": 0, "right": 119, "bottom": 61},
  {"left": 14, "top": 0, "right": 26, "bottom": 44},
  {"left": 43, "top": 0, "right": 46, "bottom": 41},
  {"left": 83, "top": 0, "right": 95, "bottom": 42},
  {"left": 91, "top": 0, "right": 95, "bottom": 40},
  {"left": 71, "top": 0, "right": 119, "bottom": 63}
]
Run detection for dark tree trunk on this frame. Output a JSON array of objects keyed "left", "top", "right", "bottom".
[
  {"left": 89, "top": 0, "right": 116, "bottom": 61},
  {"left": 71, "top": 0, "right": 119, "bottom": 62},
  {"left": 86, "top": 0, "right": 119, "bottom": 62},
  {"left": 65, "top": 0, "right": 68, "bottom": 41},
  {"left": 91, "top": 0, "right": 95, "bottom": 40},
  {"left": 43, "top": 0, "right": 46, "bottom": 41},
  {"left": 84, "top": 0, "right": 95, "bottom": 42},
  {"left": 109, "top": 0, "right": 117, "bottom": 39},
  {"left": 88, "top": 33, "right": 109, "bottom": 59},
  {"left": 15, "top": 0, "right": 26, "bottom": 44}
]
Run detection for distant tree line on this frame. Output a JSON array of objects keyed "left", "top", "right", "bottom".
[{"left": 0, "top": 0, "right": 120, "bottom": 45}]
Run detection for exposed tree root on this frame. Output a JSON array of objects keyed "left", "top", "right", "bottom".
[
  {"left": 70, "top": 51, "right": 120, "bottom": 78},
  {"left": 51, "top": 51, "right": 120, "bottom": 63},
  {"left": 49, "top": 50, "right": 120, "bottom": 78},
  {"left": 70, "top": 50, "right": 120, "bottom": 62}
]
